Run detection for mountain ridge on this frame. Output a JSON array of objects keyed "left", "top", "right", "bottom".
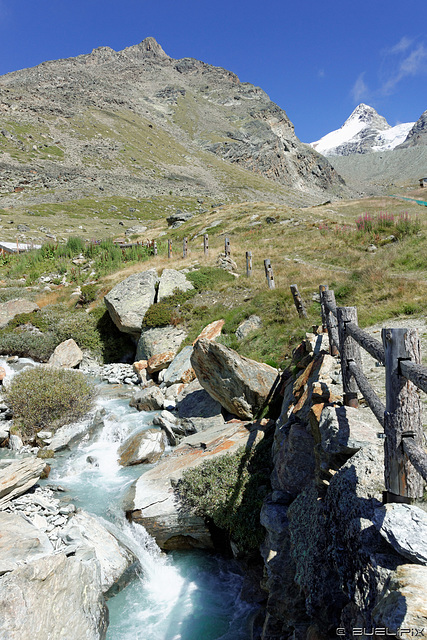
[{"left": 0, "top": 37, "right": 346, "bottom": 209}]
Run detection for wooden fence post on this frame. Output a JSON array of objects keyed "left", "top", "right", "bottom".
[
  {"left": 264, "top": 259, "right": 275, "bottom": 289},
  {"left": 225, "top": 237, "right": 230, "bottom": 256},
  {"left": 183, "top": 237, "right": 188, "bottom": 258},
  {"left": 168, "top": 239, "right": 172, "bottom": 259},
  {"left": 337, "top": 306, "right": 362, "bottom": 408},
  {"left": 319, "top": 284, "right": 329, "bottom": 332},
  {"left": 290, "top": 284, "right": 307, "bottom": 319},
  {"left": 246, "top": 251, "right": 252, "bottom": 277},
  {"left": 382, "top": 328, "right": 424, "bottom": 502},
  {"left": 204, "top": 234, "right": 209, "bottom": 257},
  {"left": 323, "top": 290, "right": 339, "bottom": 357}
]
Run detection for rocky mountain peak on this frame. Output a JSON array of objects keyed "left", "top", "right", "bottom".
[
  {"left": 123, "top": 37, "right": 170, "bottom": 61},
  {"left": 346, "top": 103, "right": 390, "bottom": 131}
]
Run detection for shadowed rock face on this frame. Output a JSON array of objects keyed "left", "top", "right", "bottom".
[
  {"left": 397, "top": 109, "right": 427, "bottom": 149},
  {"left": 190, "top": 338, "right": 278, "bottom": 419}
]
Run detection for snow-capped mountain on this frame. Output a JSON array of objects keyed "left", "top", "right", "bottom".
[{"left": 310, "top": 104, "right": 415, "bottom": 156}]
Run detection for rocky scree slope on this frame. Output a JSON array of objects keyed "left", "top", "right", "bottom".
[{"left": 0, "top": 37, "right": 346, "bottom": 207}]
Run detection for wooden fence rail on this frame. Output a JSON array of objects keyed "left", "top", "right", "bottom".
[{"left": 320, "top": 286, "right": 427, "bottom": 503}]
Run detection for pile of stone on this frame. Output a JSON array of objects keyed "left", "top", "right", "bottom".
[
  {"left": 1, "top": 485, "right": 75, "bottom": 553},
  {"left": 80, "top": 361, "right": 140, "bottom": 385}
]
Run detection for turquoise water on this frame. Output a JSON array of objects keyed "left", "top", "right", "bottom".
[{"left": 31, "top": 371, "right": 257, "bottom": 640}]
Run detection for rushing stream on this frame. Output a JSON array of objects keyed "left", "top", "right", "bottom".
[{"left": 3, "top": 358, "right": 256, "bottom": 640}]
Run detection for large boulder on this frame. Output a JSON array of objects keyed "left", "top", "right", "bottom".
[
  {"left": 0, "top": 554, "right": 108, "bottom": 640},
  {"left": 157, "top": 269, "right": 194, "bottom": 301},
  {"left": 0, "top": 457, "right": 46, "bottom": 508},
  {"left": 191, "top": 338, "right": 279, "bottom": 419},
  {"left": 60, "top": 510, "right": 137, "bottom": 594},
  {"left": 0, "top": 299, "right": 40, "bottom": 329},
  {"left": 373, "top": 503, "right": 427, "bottom": 565},
  {"left": 48, "top": 338, "right": 83, "bottom": 368},
  {"left": 136, "top": 326, "right": 187, "bottom": 360},
  {"left": 0, "top": 512, "right": 54, "bottom": 575},
  {"left": 130, "top": 386, "right": 164, "bottom": 412},
  {"left": 125, "top": 419, "right": 266, "bottom": 550},
  {"left": 118, "top": 428, "right": 166, "bottom": 466},
  {"left": 104, "top": 269, "right": 158, "bottom": 335}
]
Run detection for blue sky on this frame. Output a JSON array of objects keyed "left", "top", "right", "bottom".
[{"left": 0, "top": 0, "right": 426, "bottom": 142}]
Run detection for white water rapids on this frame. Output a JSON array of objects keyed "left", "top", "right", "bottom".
[{"left": 2, "top": 358, "right": 256, "bottom": 639}]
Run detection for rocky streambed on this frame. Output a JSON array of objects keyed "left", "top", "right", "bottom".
[{"left": 0, "top": 339, "right": 273, "bottom": 640}]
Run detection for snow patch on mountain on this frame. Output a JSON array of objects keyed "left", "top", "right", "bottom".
[{"left": 310, "top": 104, "right": 415, "bottom": 156}]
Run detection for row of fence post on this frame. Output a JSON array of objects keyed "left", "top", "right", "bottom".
[{"left": 319, "top": 285, "right": 426, "bottom": 504}]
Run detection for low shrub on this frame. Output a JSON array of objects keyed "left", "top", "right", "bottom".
[
  {"left": 177, "top": 430, "right": 273, "bottom": 552},
  {"left": 6, "top": 367, "right": 97, "bottom": 438}
]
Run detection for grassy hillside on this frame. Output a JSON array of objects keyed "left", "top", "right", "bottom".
[{"left": 0, "top": 189, "right": 426, "bottom": 367}]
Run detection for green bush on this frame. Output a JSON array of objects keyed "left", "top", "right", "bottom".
[
  {"left": 6, "top": 367, "right": 97, "bottom": 438},
  {"left": 79, "top": 284, "right": 98, "bottom": 305},
  {"left": 177, "top": 431, "right": 273, "bottom": 552}
]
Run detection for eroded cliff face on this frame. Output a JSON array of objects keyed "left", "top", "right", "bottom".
[{"left": 260, "top": 332, "right": 427, "bottom": 639}]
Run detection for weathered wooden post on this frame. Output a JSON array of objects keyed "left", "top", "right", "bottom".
[
  {"left": 183, "top": 237, "right": 188, "bottom": 258},
  {"left": 382, "top": 328, "right": 424, "bottom": 502},
  {"left": 319, "top": 284, "right": 329, "bottom": 332},
  {"left": 290, "top": 284, "right": 307, "bottom": 319},
  {"left": 323, "top": 290, "right": 339, "bottom": 356},
  {"left": 246, "top": 251, "right": 252, "bottom": 277},
  {"left": 337, "top": 306, "right": 362, "bottom": 408},
  {"left": 264, "top": 259, "right": 275, "bottom": 289},
  {"left": 168, "top": 239, "right": 172, "bottom": 259},
  {"left": 225, "top": 237, "right": 231, "bottom": 256},
  {"left": 204, "top": 234, "right": 209, "bottom": 257}
]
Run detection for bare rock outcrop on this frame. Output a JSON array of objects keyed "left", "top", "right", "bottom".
[
  {"left": 0, "top": 457, "right": 46, "bottom": 508},
  {"left": 104, "top": 269, "right": 158, "bottom": 336},
  {"left": 190, "top": 338, "right": 278, "bottom": 419},
  {"left": 0, "top": 554, "right": 108, "bottom": 640}
]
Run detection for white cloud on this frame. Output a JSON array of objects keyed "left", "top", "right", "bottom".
[
  {"left": 351, "top": 72, "right": 369, "bottom": 103},
  {"left": 317, "top": 68, "right": 325, "bottom": 79},
  {"left": 387, "top": 36, "right": 414, "bottom": 55},
  {"left": 381, "top": 41, "right": 427, "bottom": 95}
]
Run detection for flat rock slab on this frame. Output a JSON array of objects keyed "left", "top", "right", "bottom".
[
  {"left": 0, "top": 554, "right": 108, "bottom": 640},
  {"left": 373, "top": 503, "right": 427, "bottom": 565},
  {"left": 126, "top": 419, "right": 266, "bottom": 550},
  {"left": 0, "top": 457, "right": 46, "bottom": 508},
  {"left": 157, "top": 268, "right": 194, "bottom": 301},
  {"left": 318, "top": 405, "right": 382, "bottom": 455},
  {"left": 0, "top": 512, "right": 54, "bottom": 575},
  {"left": 48, "top": 411, "right": 103, "bottom": 452},
  {"left": 61, "top": 510, "right": 137, "bottom": 594},
  {"left": 0, "top": 299, "right": 40, "bottom": 329},
  {"left": 104, "top": 268, "right": 158, "bottom": 335},
  {"left": 163, "top": 345, "right": 195, "bottom": 386},
  {"left": 373, "top": 564, "right": 427, "bottom": 635}
]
